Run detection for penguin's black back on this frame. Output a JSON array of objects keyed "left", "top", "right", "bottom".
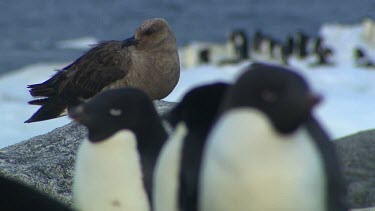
[
  {"left": 229, "top": 30, "right": 249, "bottom": 60},
  {"left": 164, "top": 83, "right": 229, "bottom": 211},
  {"left": 137, "top": 116, "right": 168, "bottom": 204},
  {"left": 178, "top": 83, "right": 228, "bottom": 211}
]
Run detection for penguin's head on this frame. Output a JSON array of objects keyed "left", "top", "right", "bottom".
[
  {"left": 354, "top": 47, "right": 365, "bottom": 59},
  {"left": 229, "top": 30, "right": 248, "bottom": 46},
  {"left": 163, "top": 83, "right": 229, "bottom": 131},
  {"left": 254, "top": 30, "right": 263, "bottom": 40},
  {"left": 69, "top": 88, "right": 159, "bottom": 143},
  {"left": 222, "top": 63, "right": 321, "bottom": 134}
]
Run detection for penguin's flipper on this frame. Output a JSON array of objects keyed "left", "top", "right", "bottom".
[
  {"left": 25, "top": 97, "right": 68, "bottom": 123},
  {"left": 178, "top": 137, "right": 204, "bottom": 211},
  {"left": 305, "top": 117, "right": 348, "bottom": 211}
]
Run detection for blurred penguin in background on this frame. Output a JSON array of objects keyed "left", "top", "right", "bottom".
[
  {"left": 296, "top": 31, "right": 309, "bottom": 59},
  {"left": 153, "top": 83, "right": 229, "bottom": 211},
  {"left": 228, "top": 29, "right": 249, "bottom": 61},
  {"left": 252, "top": 30, "right": 264, "bottom": 53},
  {"left": 354, "top": 47, "right": 375, "bottom": 68},
  {"left": 280, "top": 36, "right": 295, "bottom": 65}
]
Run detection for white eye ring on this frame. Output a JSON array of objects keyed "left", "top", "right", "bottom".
[
  {"left": 261, "top": 90, "right": 278, "bottom": 102},
  {"left": 109, "top": 109, "right": 123, "bottom": 116}
]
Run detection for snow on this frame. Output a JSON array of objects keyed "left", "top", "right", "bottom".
[
  {"left": 0, "top": 63, "right": 71, "bottom": 147},
  {"left": 1, "top": 22, "right": 375, "bottom": 148},
  {"left": 56, "top": 37, "right": 98, "bottom": 50}
]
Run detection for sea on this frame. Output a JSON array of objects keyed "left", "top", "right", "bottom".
[{"left": 1, "top": 0, "right": 375, "bottom": 74}]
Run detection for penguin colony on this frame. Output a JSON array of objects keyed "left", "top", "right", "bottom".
[
  {"left": 2, "top": 18, "right": 348, "bottom": 211},
  {"left": 181, "top": 29, "right": 375, "bottom": 68}
]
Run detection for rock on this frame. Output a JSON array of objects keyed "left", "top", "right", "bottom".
[
  {"left": 351, "top": 207, "right": 375, "bottom": 211},
  {"left": 0, "top": 100, "right": 175, "bottom": 207},
  {"left": 0, "top": 122, "right": 83, "bottom": 206},
  {"left": 0, "top": 100, "right": 374, "bottom": 210},
  {"left": 335, "top": 130, "right": 375, "bottom": 209}
]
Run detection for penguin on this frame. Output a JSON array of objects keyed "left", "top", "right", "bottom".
[
  {"left": 296, "top": 31, "right": 309, "bottom": 59},
  {"left": 69, "top": 88, "right": 167, "bottom": 211},
  {"left": 284, "top": 35, "right": 295, "bottom": 56},
  {"left": 259, "top": 35, "right": 272, "bottom": 56},
  {"left": 281, "top": 35, "right": 294, "bottom": 65},
  {"left": 269, "top": 38, "right": 284, "bottom": 61},
  {"left": 315, "top": 48, "right": 334, "bottom": 66},
  {"left": 252, "top": 30, "right": 264, "bottom": 53},
  {"left": 228, "top": 30, "right": 249, "bottom": 61},
  {"left": 153, "top": 83, "right": 230, "bottom": 211},
  {"left": 199, "top": 63, "right": 347, "bottom": 211},
  {"left": 354, "top": 47, "right": 375, "bottom": 68},
  {"left": 0, "top": 175, "right": 72, "bottom": 211},
  {"left": 268, "top": 38, "right": 277, "bottom": 59},
  {"left": 199, "top": 48, "right": 211, "bottom": 64},
  {"left": 312, "top": 37, "right": 323, "bottom": 54}
]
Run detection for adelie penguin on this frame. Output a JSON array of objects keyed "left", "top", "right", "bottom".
[
  {"left": 310, "top": 48, "right": 334, "bottom": 67},
  {"left": 228, "top": 30, "right": 249, "bottom": 61},
  {"left": 25, "top": 18, "right": 180, "bottom": 123},
  {"left": 295, "top": 31, "right": 310, "bottom": 59},
  {"left": 153, "top": 83, "right": 229, "bottom": 211},
  {"left": 281, "top": 35, "right": 294, "bottom": 65},
  {"left": 0, "top": 175, "right": 72, "bottom": 211},
  {"left": 69, "top": 88, "right": 167, "bottom": 211},
  {"left": 199, "top": 63, "right": 347, "bottom": 211},
  {"left": 252, "top": 30, "right": 264, "bottom": 53},
  {"left": 354, "top": 47, "right": 375, "bottom": 68}
]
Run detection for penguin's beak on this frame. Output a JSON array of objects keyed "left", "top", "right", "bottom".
[
  {"left": 121, "top": 36, "right": 140, "bottom": 48},
  {"left": 308, "top": 92, "right": 322, "bottom": 109},
  {"left": 68, "top": 105, "right": 86, "bottom": 123}
]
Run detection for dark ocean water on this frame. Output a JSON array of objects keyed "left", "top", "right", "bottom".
[{"left": 1, "top": 0, "right": 375, "bottom": 73}]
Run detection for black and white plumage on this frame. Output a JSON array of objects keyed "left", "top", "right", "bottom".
[
  {"left": 296, "top": 31, "right": 310, "bottom": 59},
  {"left": 354, "top": 47, "right": 375, "bottom": 68},
  {"left": 199, "top": 63, "right": 347, "bottom": 211},
  {"left": 0, "top": 175, "right": 72, "bottom": 211},
  {"left": 25, "top": 18, "right": 180, "bottom": 123},
  {"left": 69, "top": 88, "right": 167, "bottom": 211},
  {"left": 153, "top": 83, "right": 229, "bottom": 211},
  {"left": 228, "top": 30, "right": 249, "bottom": 61},
  {"left": 252, "top": 30, "right": 264, "bottom": 52}
]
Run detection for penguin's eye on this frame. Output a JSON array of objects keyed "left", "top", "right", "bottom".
[
  {"left": 260, "top": 90, "right": 278, "bottom": 103},
  {"left": 109, "top": 108, "right": 123, "bottom": 116}
]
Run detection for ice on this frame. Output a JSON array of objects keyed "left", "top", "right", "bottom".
[
  {"left": 0, "top": 63, "right": 71, "bottom": 147},
  {"left": 56, "top": 37, "right": 98, "bottom": 50}
]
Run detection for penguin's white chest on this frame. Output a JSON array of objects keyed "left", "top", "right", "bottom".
[
  {"left": 200, "top": 109, "right": 326, "bottom": 211},
  {"left": 73, "top": 130, "right": 150, "bottom": 211},
  {"left": 153, "top": 123, "right": 188, "bottom": 211}
]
